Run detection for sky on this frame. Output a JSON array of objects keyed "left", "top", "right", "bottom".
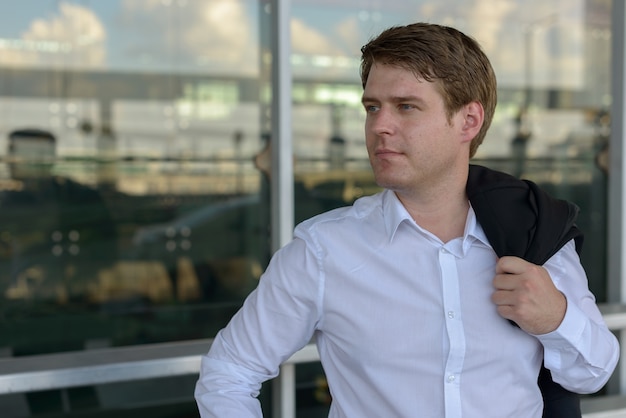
[
  {"left": 0, "top": 0, "right": 606, "bottom": 88},
  {"left": 0, "top": 0, "right": 610, "bottom": 160}
]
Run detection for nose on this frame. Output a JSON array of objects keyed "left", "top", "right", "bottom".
[{"left": 367, "top": 107, "right": 394, "bottom": 136}]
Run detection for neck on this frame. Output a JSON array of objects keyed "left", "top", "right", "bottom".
[
  {"left": 398, "top": 192, "right": 469, "bottom": 243},
  {"left": 395, "top": 167, "right": 470, "bottom": 243}
]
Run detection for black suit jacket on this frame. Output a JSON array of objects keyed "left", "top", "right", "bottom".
[{"left": 466, "top": 164, "right": 584, "bottom": 418}]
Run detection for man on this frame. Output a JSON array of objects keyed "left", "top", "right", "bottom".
[
  {"left": 0, "top": 128, "right": 117, "bottom": 303},
  {"left": 195, "top": 23, "right": 619, "bottom": 417},
  {"left": 0, "top": 128, "right": 118, "bottom": 414}
]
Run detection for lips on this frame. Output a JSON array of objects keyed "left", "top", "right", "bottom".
[{"left": 375, "top": 148, "right": 402, "bottom": 157}]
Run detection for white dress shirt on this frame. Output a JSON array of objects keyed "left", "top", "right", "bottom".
[{"left": 195, "top": 189, "right": 619, "bottom": 417}]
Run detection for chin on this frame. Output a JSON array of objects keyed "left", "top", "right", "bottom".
[{"left": 373, "top": 176, "right": 402, "bottom": 191}]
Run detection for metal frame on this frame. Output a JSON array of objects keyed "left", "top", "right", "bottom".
[
  {"left": 0, "top": 339, "right": 207, "bottom": 394},
  {"left": 1, "top": 306, "right": 626, "bottom": 417},
  {"left": 270, "top": 0, "right": 294, "bottom": 254},
  {"left": 269, "top": 1, "right": 295, "bottom": 415},
  {"left": 607, "top": 0, "right": 626, "bottom": 396},
  {"left": 609, "top": 0, "right": 626, "bottom": 306}
]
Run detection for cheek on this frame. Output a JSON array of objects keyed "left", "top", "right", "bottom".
[
  {"left": 364, "top": 130, "right": 376, "bottom": 152},
  {"left": 363, "top": 118, "right": 374, "bottom": 137}
]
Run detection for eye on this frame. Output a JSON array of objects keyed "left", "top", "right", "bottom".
[
  {"left": 364, "top": 104, "right": 379, "bottom": 113},
  {"left": 399, "top": 103, "right": 415, "bottom": 111}
]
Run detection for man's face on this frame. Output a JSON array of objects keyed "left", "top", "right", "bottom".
[
  {"left": 8, "top": 138, "right": 55, "bottom": 180},
  {"left": 361, "top": 63, "right": 469, "bottom": 197}
]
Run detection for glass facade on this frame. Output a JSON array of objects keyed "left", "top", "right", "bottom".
[
  {"left": 0, "top": 0, "right": 269, "bottom": 350},
  {"left": 0, "top": 0, "right": 615, "bottom": 416}
]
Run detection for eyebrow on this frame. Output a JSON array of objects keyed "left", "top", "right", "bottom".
[{"left": 361, "top": 95, "right": 427, "bottom": 105}]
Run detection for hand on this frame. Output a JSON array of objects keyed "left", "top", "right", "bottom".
[{"left": 491, "top": 256, "right": 566, "bottom": 335}]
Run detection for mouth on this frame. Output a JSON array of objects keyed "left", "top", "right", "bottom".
[{"left": 374, "top": 149, "right": 402, "bottom": 157}]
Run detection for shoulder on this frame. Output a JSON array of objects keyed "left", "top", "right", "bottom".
[
  {"left": 294, "top": 192, "right": 385, "bottom": 239},
  {"left": 54, "top": 176, "right": 106, "bottom": 201},
  {"left": 467, "top": 164, "right": 581, "bottom": 263},
  {"left": 466, "top": 164, "right": 524, "bottom": 194}
]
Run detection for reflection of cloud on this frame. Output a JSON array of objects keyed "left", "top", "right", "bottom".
[
  {"left": 183, "top": 2, "right": 255, "bottom": 69},
  {"left": 117, "top": 2, "right": 356, "bottom": 75},
  {"left": 332, "top": 17, "right": 362, "bottom": 55},
  {"left": 415, "top": 0, "right": 585, "bottom": 89},
  {"left": 290, "top": 17, "right": 362, "bottom": 80},
  {"left": 1, "top": 2, "right": 106, "bottom": 69},
  {"left": 292, "top": 18, "right": 344, "bottom": 55},
  {"left": 119, "top": 0, "right": 258, "bottom": 75},
  {"left": 465, "top": 0, "right": 515, "bottom": 53},
  {"left": 486, "top": 0, "right": 585, "bottom": 89}
]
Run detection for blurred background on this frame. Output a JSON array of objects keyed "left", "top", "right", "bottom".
[{"left": 0, "top": 0, "right": 614, "bottom": 416}]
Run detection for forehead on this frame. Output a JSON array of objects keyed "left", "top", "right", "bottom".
[
  {"left": 9, "top": 137, "right": 55, "bottom": 157},
  {"left": 362, "top": 63, "right": 442, "bottom": 101}
]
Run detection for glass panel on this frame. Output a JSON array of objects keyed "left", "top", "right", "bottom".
[
  {"left": 0, "top": 0, "right": 613, "bottom": 416},
  {"left": 0, "top": 1, "right": 269, "bottom": 415},
  {"left": 290, "top": 1, "right": 611, "bottom": 413},
  {"left": 291, "top": 0, "right": 611, "bottom": 300}
]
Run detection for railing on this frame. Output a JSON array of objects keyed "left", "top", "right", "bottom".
[{"left": 1, "top": 304, "right": 626, "bottom": 417}]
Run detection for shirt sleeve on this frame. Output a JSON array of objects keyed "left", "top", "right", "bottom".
[
  {"left": 535, "top": 240, "right": 620, "bottom": 394},
  {"left": 195, "top": 236, "right": 322, "bottom": 417}
]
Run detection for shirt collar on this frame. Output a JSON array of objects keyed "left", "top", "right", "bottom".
[
  {"left": 464, "top": 204, "right": 492, "bottom": 252},
  {"left": 382, "top": 189, "right": 412, "bottom": 242},
  {"left": 382, "top": 189, "right": 492, "bottom": 252}
]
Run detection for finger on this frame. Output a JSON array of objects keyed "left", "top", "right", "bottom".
[
  {"left": 495, "top": 256, "right": 528, "bottom": 275},
  {"left": 495, "top": 304, "right": 517, "bottom": 322},
  {"left": 493, "top": 273, "right": 519, "bottom": 291},
  {"left": 491, "top": 289, "right": 514, "bottom": 306}
]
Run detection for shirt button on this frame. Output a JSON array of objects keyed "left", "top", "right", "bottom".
[
  {"left": 447, "top": 375, "right": 456, "bottom": 383},
  {"left": 440, "top": 247, "right": 447, "bottom": 253},
  {"left": 447, "top": 311, "right": 455, "bottom": 319}
]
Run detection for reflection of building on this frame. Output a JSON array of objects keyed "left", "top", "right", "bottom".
[
  {"left": 0, "top": 129, "right": 118, "bottom": 302},
  {"left": 0, "top": 1, "right": 623, "bottom": 417},
  {"left": 0, "top": 65, "right": 610, "bottom": 162}
]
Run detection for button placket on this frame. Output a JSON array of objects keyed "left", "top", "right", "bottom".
[{"left": 438, "top": 245, "right": 465, "bottom": 417}]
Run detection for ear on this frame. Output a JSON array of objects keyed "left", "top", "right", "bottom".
[{"left": 460, "top": 101, "right": 484, "bottom": 143}]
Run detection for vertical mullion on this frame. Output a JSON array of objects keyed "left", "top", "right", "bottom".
[
  {"left": 270, "top": 0, "right": 294, "bottom": 254},
  {"left": 609, "top": 0, "right": 626, "bottom": 305},
  {"left": 608, "top": 0, "right": 626, "bottom": 395},
  {"left": 270, "top": 0, "right": 295, "bottom": 417}
]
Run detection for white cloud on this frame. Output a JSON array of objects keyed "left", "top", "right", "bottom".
[
  {"left": 291, "top": 17, "right": 344, "bottom": 56},
  {"left": 0, "top": 2, "right": 106, "bottom": 69},
  {"left": 117, "top": 1, "right": 357, "bottom": 75},
  {"left": 289, "top": 16, "right": 364, "bottom": 80},
  {"left": 332, "top": 16, "right": 362, "bottom": 56},
  {"left": 182, "top": 1, "right": 256, "bottom": 72},
  {"left": 465, "top": 0, "right": 516, "bottom": 53},
  {"left": 119, "top": 0, "right": 258, "bottom": 75},
  {"left": 419, "top": 0, "right": 586, "bottom": 89}
]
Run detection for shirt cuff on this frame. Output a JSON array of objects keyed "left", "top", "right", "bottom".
[{"left": 534, "top": 300, "right": 587, "bottom": 366}]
